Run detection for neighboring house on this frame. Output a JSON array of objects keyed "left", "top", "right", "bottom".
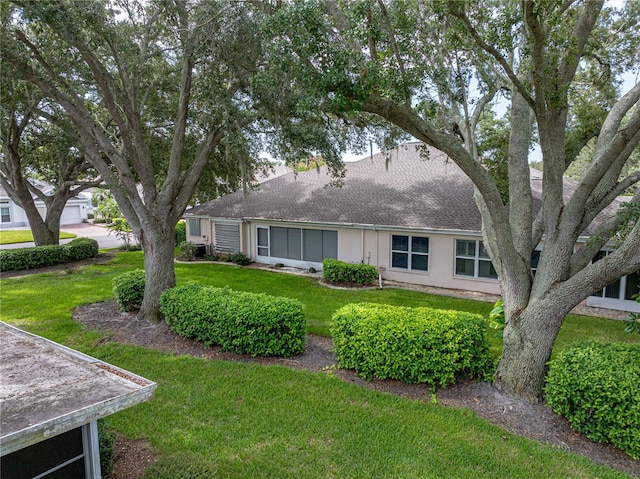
[
  {"left": 184, "top": 142, "right": 639, "bottom": 313},
  {"left": 0, "top": 179, "right": 90, "bottom": 228}
]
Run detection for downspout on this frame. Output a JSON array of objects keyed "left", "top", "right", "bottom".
[{"left": 361, "top": 229, "right": 365, "bottom": 263}]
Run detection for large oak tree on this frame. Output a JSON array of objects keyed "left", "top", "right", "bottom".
[
  {"left": 2, "top": 0, "right": 348, "bottom": 321},
  {"left": 0, "top": 74, "right": 101, "bottom": 245},
  {"left": 263, "top": 0, "right": 640, "bottom": 401}
]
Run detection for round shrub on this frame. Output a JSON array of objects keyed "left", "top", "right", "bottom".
[
  {"left": 322, "top": 258, "right": 377, "bottom": 285},
  {"left": 113, "top": 269, "right": 146, "bottom": 312},
  {"left": 160, "top": 284, "right": 305, "bottom": 357},
  {"left": 177, "top": 241, "right": 198, "bottom": 261},
  {"left": 331, "top": 303, "right": 493, "bottom": 387},
  {"left": 66, "top": 237, "right": 99, "bottom": 261},
  {"left": 545, "top": 342, "right": 640, "bottom": 459}
]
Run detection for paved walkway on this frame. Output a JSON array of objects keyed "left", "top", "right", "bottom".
[{"left": 0, "top": 223, "right": 123, "bottom": 249}]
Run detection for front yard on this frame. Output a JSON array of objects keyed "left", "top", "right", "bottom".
[{"left": 1, "top": 251, "right": 637, "bottom": 478}]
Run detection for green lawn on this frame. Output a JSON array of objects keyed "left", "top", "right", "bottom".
[
  {"left": 0, "top": 228, "right": 76, "bottom": 244},
  {"left": 1, "top": 251, "right": 636, "bottom": 478}
]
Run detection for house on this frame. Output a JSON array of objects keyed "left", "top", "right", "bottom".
[
  {"left": 0, "top": 179, "right": 90, "bottom": 228},
  {"left": 184, "top": 142, "right": 639, "bottom": 313},
  {"left": 0, "top": 321, "right": 156, "bottom": 478}
]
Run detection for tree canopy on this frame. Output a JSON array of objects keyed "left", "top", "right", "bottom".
[{"left": 260, "top": 0, "right": 640, "bottom": 400}]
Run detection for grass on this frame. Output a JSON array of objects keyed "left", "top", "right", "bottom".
[
  {"left": 0, "top": 228, "right": 76, "bottom": 244},
  {"left": 1, "top": 251, "right": 637, "bottom": 478}
]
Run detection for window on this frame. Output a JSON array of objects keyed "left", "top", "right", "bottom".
[
  {"left": 0, "top": 202, "right": 10, "bottom": 223},
  {"left": 188, "top": 218, "right": 201, "bottom": 237},
  {"left": 590, "top": 250, "right": 639, "bottom": 301},
  {"left": 257, "top": 226, "right": 337, "bottom": 262},
  {"left": 455, "top": 239, "right": 497, "bottom": 279},
  {"left": 391, "top": 235, "right": 429, "bottom": 271}
]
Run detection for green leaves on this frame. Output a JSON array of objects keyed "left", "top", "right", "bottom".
[
  {"left": 545, "top": 342, "right": 640, "bottom": 459},
  {"left": 112, "top": 268, "right": 145, "bottom": 312},
  {"left": 160, "top": 284, "right": 306, "bottom": 357},
  {"left": 322, "top": 259, "right": 377, "bottom": 285},
  {"left": 331, "top": 302, "right": 493, "bottom": 387}
]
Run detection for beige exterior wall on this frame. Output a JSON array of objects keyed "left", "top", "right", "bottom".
[
  {"left": 240, "top": 221, "right": 501, "bottom": 296},
  {"left": 185, "top": 217, "right": 214, "bottom": 249}
]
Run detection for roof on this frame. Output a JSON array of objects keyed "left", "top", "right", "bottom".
[
  {"left": 0, "top": 179, "right": 87, "bottom": 203},
  {"left": 188, "top": 143, "right": 484, "bottom": 233},
  {"left": 186, "top": 142, "right": 622, "bottom": 236},
  {"left": 0, "top": 322, "right": 156, "bottom": 455}
]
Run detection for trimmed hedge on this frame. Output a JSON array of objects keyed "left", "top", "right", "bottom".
[
  {"left": 331, "top": 303, "right": 493, "bottom": 387},
  {"left": 66, "top": 237, "right": 99, "bottom": 261},
  {"left": 0, "top": 238, "right": 99, "bottom": 272},
  {"left": 323, "top": 258, "right": 377, "bottom": 285},
  {"left": 112, "top": 269, "right": 146, "bottom": 312},
  {"left": 160, "top": 284, "right": 305, "bottom": 357},
  {"left": 545, "top": 342, "right": 640, "bottom": 459}
]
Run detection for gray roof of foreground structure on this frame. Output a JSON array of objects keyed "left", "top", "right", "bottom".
[
  {"left": 0, "top": 321, "right": 156, "bottom": 456},
  {"left": 186, "top": 142, "right": 620, "bottom": 236}
]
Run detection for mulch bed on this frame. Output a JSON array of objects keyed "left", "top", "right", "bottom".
[{"left": 73, "top": 301, "right": 639, "bottom": 479}]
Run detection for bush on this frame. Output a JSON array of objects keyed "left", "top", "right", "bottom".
[
  {"left": 227, "top": 252, "right": 252, "bottom": 266},
  {"left": 177, "top": 241, "right": 198, "bottom": 261},
  {"left": 175, "top": 221, "right": 187, "bottom": 245},
  {"left": 331, "top": 303, "right": 493, "bottom": 387},
  {"left": 66, "top": 237, "right": 99, "bottom": 261},
  {"left": 113, "top": 269, "right": 146, "bottom": 312},
  {"left": 545, "top": 342, "right": 640, "bottom": 459},
  {"left": 160, "top": 284, "right": 305, "bottom": 357},
  {"left": 0, "top": 244, "right": 69, "bottom": 271},
  {"left": 98, "top": 420, "right": 116, "bottom": 478},
  {"left": 322, "top": 259, "right": 377, "bottom": 285}
]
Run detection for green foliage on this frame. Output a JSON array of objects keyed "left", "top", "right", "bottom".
[
  {"left": 0, "top": 239, "right": 97, "bottom": 271},
  {"left": 322, "top": 259, "right": 377, "bottom": 285},
  {"left": 227, "top": 252, "right": 252, "bottom": 266},
  {"left": 175, "top": 221, "right": 187, "bottom": 245},
  {"left": 624, "top": 287, "right": 640, "bottom": 333},
  {"left": 545, "top": 342, "right": 640, "bottom": 459},
  {"left": 66, "top": 237, "right": 99, "bottom": 261},
  {"left": 177, "top": 241, "right": 198, "bottom": 261},
  {"left": 95, "top": 195, "right": 122, "bottom": 222},
  {"left": 107, "top": 217, "right": 136, "bottom": 248},
  {"left": 112, "top": 269, "right": 146, "bottom": 312},
  {"left": 98, "top": 419, "right": 117, "bottom": 479},
  {"left": 488, "top": 300, "right": 505, "bottom": 333},
  {"left": 331, "top": 303, "right": 493, "bottom": 387},
  {"left": 160, "top": 284, "right": 305, "bottom": 357}
]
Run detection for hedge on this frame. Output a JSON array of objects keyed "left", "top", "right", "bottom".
[
  {"left": 323, "top": 259, "right": 377, "bottom": 285},
  {"left": 331, "top": 303, "right": 493, "bottom": 387},
  {"left": 545, "top": 342, "right": 640, "bottom": 459},
  {"left": 112, "top": 269, "right": 146, "bottom": 312},
  {"left": 66, "top": 237, "right": 99, "bottom": 261},
  {"left": 160, "top": 284, "right": 305, "bottom": 357},
  {"left": 0, "top": 238, "right": 99, "bottom": 272}
]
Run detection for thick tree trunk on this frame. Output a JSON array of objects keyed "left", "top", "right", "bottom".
[
  {"left": 137, "top": 225, "right": 177, "bottom": 324},
  {"left": 494, "top": 303, "right": 566, "bottom": 402}
]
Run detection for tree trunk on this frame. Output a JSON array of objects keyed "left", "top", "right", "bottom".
[
  {"left": 137, "top": 225, "right": 177, "bottom": 324},
  {"left": 494, "top": 303, "right": 566, "bottom": 402}
]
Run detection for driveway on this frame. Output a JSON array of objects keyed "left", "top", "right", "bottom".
[{"left": 0, "top": 223, "right": 123, "bottom": 249}]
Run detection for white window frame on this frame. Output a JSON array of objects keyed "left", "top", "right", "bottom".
[
  {"left": 587, "top": 250, "right": 640, "bottom": 312},
  {"left": 188, "top": 218, "right": 201, "bottom": 237},
  {"left": 454, "top": 239, "right": 497, "bottom": 280},
  {"left": 0, "top": 202, "right": 11, "bottom": 223},
  {"left": 256, "top": 226, "right": 270, "bottom": 258},
  {"left": 390, "top": 234, "right": 429, "bottom": 272}
]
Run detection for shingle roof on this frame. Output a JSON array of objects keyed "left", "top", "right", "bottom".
[{"left": 186, "top": 142, "right": 621, "bottom": 236}]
